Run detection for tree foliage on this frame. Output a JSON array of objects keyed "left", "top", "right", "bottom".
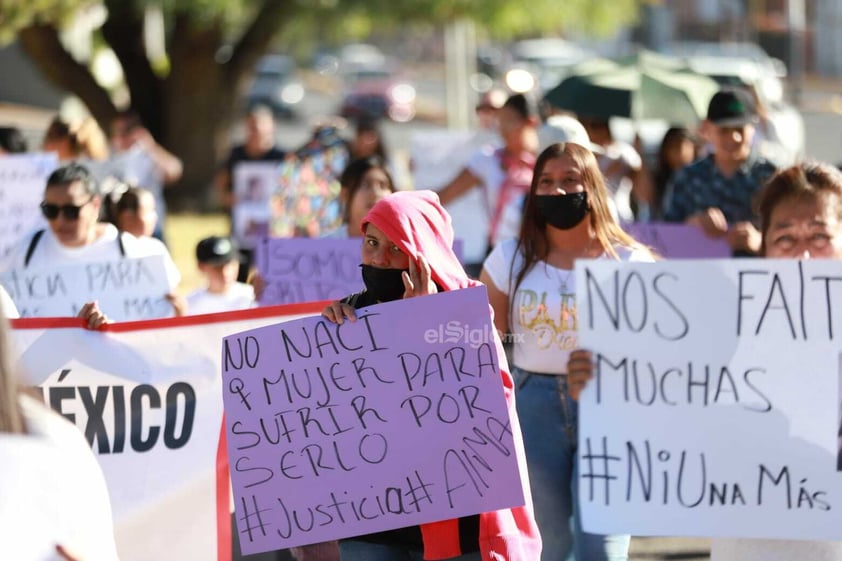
[{"left": 6, "top": 0, "right": 641, "bottom": 208}]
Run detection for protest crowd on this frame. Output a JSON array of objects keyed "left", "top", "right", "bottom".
[{"left": 2, "top": 67, "right": 842, "bottom": 561}]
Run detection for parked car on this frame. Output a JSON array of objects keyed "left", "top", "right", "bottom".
[
  {"left": 339, "top": 66, "right": 416, "bottom": 123},
  {"left": 503, "top": 37, "right": 596, "bottom": 94},
  {"left": 314, "top": 43, "right": 387, "bottom": 78},
  {"left": 246, "top": 54, "right": 305, "bottom": 119}
]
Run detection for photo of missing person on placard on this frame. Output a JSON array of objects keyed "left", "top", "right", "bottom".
[
  {"left": 233, "top": 162, "right": 276, "bottom": 206},
  {"left": 232, "top": 162, "right": 277, "bottom": 249}
]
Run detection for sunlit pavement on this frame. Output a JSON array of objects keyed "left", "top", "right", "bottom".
[{"left": 630, "top": 536, "right": 711, "bottom": 560}]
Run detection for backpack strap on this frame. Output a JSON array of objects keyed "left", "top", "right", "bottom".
[
  {"left": 24, "top": 229, "right": 46, "bottom": 268},
  {"left": 25, "top": 229, "right": 126, "bottom": 268}
]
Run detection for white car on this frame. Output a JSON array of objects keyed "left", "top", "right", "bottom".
[{"left": 504, "top": 37, "right": 596, "bottom": 94}]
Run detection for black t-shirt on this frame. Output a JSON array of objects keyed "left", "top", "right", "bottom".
[{"left": 338, "top": 289, "right": 480, "bottom": 554}]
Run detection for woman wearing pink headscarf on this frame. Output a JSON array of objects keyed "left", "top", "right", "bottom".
[{"left": 322, "top": 190, "right": 541, "bottom": 561}]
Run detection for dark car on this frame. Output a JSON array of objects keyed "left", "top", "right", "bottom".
[
  {"left": 339, "top": 67, "right": 416, "bottom": 123},
  {"left": 246, "top": 54, "right": 305, "bottom": 119}
]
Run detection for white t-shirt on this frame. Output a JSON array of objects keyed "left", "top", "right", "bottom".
[
  {"left": 2, "top": 224, "right": 181, "bottom": 291},
  {"left": 598, "top": 141, "right": 642, "bottom": 222},
  {"left": 466, "top": 145, "right": 505, "bottom": 220},
  {"left": 102, "top": 144, "right": 166, "bottom": 214},
  {"left": 483, "top": 237, "right": 653, "bottom": 373},
  {"left": 711, "top": 538, "right": 842, "bottom": 561},
  {"left": 186, "top": 282, "right": 255, "bottom": 315},
  {"left": 19, "top": 394, "right": 120, "bottom": 561},
  {"left": 441, "top": 145, "right": 502, "bottom": 265}
]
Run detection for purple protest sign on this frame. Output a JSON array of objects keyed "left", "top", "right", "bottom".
[
  {"left": 257, "top": 237, "right": 364, "bottom": 305},
  {"left": 221, "top": 286, "right": 524, "bottom": 554},
  {"left": 623, "top": 222, "right": 731, "bottom": 258}
]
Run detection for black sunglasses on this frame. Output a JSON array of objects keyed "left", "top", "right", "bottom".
[{"left": 40, "top": 196, "right": 94, "bottom": 221}]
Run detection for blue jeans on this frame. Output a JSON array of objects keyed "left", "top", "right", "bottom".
[
  {"left": 338, "top": 540, "right": 481, "bottom": 561},
  {"left": 512, "top": 367, "right": 630, "bottom": 561}
]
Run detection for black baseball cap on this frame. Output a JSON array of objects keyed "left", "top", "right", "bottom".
[
  {"left": 706, "top": 88, "right": 758, "bottom": 127},
  {"left": 196, "top": 236, "right": 239, "bottom": 265}
]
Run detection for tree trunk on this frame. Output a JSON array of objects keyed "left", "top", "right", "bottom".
[
  {"left": 160, "top": 3, "right": 294, "bottom": 212},
  {"left": 102, "top": 1, "right": 165, "bottom": 139},
  {"left": 160, "top": 18, "right": 237, "bottom": 212},
  {"left": 17, "top": 1, "right": 293, "bottom": 213}
]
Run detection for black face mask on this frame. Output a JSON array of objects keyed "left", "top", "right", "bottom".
[
  {"left": 360, "top": 264, "right": 407, "bottom": 302},
  {"left": 535, "top": 192, "right": 589, "bottom": 230}
]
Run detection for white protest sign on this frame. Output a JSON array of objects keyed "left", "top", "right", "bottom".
[
  {"left": 9, "top": 302, "right": 325, "bottom": 561},
  {"left": 411, "top": 130, "right": 493, "bottom": 265},
  {"left": 221, "top": 287, "right": 524, "bottom": 554},
  {"left": 0, "top": 435, "right": 100, "bottom": 561},
  {"left": 575, "top": 258, "right": 842, "bottom": 540},
  {"left": 2, "top": 254, "right": 172, "bottom": 320},
  {"left": 0, "top": 152, "right": 57, "bottom": 259}
]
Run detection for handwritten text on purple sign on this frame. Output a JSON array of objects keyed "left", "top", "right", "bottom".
[
  {"left": 257, "top": 237, "right": 364, "bottom": 305},
  {"left": 221, "top": 287, "right": 524, "bottom": 554}
]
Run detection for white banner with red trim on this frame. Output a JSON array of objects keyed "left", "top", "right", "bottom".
[{"left": 8, "top": 303, "right": 325, "bottom": 561}]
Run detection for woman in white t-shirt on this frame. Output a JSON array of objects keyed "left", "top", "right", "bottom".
[
  {"left": 438, "top": 93, "right": 539, "bottom": 276},
  {"left": 481, "top": 142, "right": 654, "bottom": 561}
]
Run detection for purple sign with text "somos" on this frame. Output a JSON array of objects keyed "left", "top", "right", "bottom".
[
  {"left": 623, "top": 222, "right": 731, "bottom": 259},
  {"left": 257, "top": 237, "right": 364, "bottom": 306},
  {"left": 221, "top": 286, "right": 524, "bottom": 554}
]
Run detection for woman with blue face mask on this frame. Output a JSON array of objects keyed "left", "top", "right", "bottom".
[{"left": 480, "top": 142, "right": 654, "bottom": 561}]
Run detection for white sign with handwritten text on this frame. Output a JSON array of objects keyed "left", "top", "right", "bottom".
[
  {"left": 2, "top": 254, "right": 173, "bottom": 320},
  {"left": 0, "top": 152, "right": 57, "bottom": 259},
  {"left": 576, "top": 258, "right": 842, "bottom": 540}
]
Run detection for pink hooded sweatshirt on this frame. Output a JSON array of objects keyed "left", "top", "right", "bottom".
[{"left": 362, "top": 190, "right": 542, "bottom": 561}]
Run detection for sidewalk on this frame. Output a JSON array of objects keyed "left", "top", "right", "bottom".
[{"left": 630, "top": 537, "right": 710, "bottom": 560}]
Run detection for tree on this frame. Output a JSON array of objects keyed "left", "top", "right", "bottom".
[{"left": 7, "top": 0, "right": 639, "bottom": 210}]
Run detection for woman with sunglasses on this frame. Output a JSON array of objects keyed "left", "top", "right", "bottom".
[{"left": 0, "top": 163, "right": 182, "bottom": 325}]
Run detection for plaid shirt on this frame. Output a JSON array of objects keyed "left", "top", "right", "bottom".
[{"left": 663, "top": 154, "right": 777, "bottom": 224}]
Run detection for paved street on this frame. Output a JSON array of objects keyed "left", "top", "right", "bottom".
[{"left": 630, "top": 537, "right": 711, "bottom": 560}]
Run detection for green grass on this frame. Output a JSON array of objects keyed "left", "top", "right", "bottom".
[{"left": 165, "top": 212, "right": 230, "bottom": 294}]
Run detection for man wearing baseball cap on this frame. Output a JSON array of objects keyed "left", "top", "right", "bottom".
[{"left": 663, "top": 87, "right": 778, "bottom": 255}]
